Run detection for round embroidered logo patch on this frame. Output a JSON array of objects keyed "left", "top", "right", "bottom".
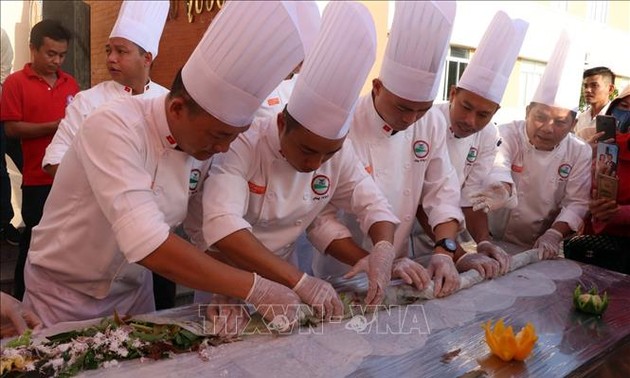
[
  {"left": 558, "top": 163, "right": 572, "bottom": 179},
  {"left": 413, "top": 140, "right": 430, "bottom": 159},
  {"left": 189, "top": 169, "right": 201, "bottom": 191},
  {"left": 311, "top": 175, "right": 330, "bottom": 196},
  {"left": 466, "top": 147, "right": 478, "bottom": 163}
]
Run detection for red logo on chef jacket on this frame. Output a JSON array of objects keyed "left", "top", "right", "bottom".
[
  {"left": 466, "top": 147, "right": 478, "bottom": 163},
  {"left": 166, "top": 135, "right": 177, "bottom": 146},
  {"left": 413, "top": 140, "right": 430, "bottom": 159},
  {"left": 311, "top": 175, "right": 330, "bottom": 196},
  {"left": 189, "top": 169, "right": 201, "bottom": 192},
  {"left": 558, "top": 163, "right": 572, "bottom": 179}
]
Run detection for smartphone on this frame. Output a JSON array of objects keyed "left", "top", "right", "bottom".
[{"left": 596, "top": 115, "right": 617, "bottom": 142}]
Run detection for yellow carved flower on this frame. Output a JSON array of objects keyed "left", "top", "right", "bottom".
[{"left": 483, "top": 319, "right": 538, "bottom": 361}]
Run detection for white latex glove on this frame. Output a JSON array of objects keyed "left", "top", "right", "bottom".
[
  {"left": 245, "top": 273, "right": 302, "bottom": 332},
  {"left": 427, "top": 254, "right": 460, "bottom": 298},
  {"left": 534, "top": 229, "right": 564, "bottom": 260},
  {"left": 0, "top": 292, "right": 42, "bottom": 338},
  {"left": 205, "top": 294, "right": 248, "bottom": 338},
  {"left": 292, "top": 273, "right": 343, "bottom": 321},
  {"left": 344, "top": 240, "right": 396, "bottom": 305},
  {"left": 470, "top": 182, "right": 513, "bottom": 213},
  {"left": 477, "top": 241, "right": 511, "bottom": 275},
  {"left": 455, "top": 252, "right": 501, "bottom": 279},
  {"left": 391, "top": 257, "right": 430, "bottom": 290}
]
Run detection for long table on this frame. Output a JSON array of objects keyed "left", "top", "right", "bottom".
[{"left": 70, "top": 257, "right": 630, "bottom": 377}]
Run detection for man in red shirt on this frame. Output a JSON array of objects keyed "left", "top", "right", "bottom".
[{"left": 1, "top": 19, "right": 79, "bottom": 299}]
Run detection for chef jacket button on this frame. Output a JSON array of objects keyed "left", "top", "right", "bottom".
[
  {"left": 285, "top": 243, "right": 292, "bottom": 248},
  {"left": 404, "top": 215, "right": 411, "bottom": 221},
  {"left": 303, "top": 194, "right": 309, "bottom": 200},
  {"left": 154, "top": 186, "right": 162, "bottom": 194},
  {"left": 404, "top": 163, "right": 411, "bottom": 169},
  {"left": 403, "top": 189, "right": 411, "bottom": 196},
  {"left": 267, "top": 192, "right": 275, "bottom": 199},
  {"left": 295, "top": 220, "right": 303, "bottom": 226}
]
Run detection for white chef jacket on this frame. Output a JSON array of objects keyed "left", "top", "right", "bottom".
[
  {"left": 574, "top": 102, "right": 610, "bottom": 141},
  {"left": 488, "top": 120, "right": 591, "bottom": 247},
  {"left": 308, "top": 94, "right": 464, "bottom": 278},
  {"left": 24, "top": 94, "right": 208, "bottom": 326},
  {"left": 251, "top": 75, "right": 298, "bottom": 122},
  {"left": 434, "top": 102, "right": 501, "bottom": 207},
  {"left": 202, "top": 114, "right": 399, "bottom": 264},
  {"left": 43, "top": 79, "right": 168, "bottom": 167}
]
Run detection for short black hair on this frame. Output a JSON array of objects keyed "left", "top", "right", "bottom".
[
  {"left": 583, "top": 66, "right": 615, "bottom": 84},
  {"left": 30, "top": 19, "right": 72, "bottom": 49},
  {"left": 169, "top": 67, "right": 204, "bottom": 115}
]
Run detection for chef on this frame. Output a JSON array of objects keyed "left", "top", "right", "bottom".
[
  {"left": 22, "top": 0, "right": 318, "bottom": 328},
  {"left": 431, "top": 11, "right": 529, "bottom": 276},
  {"left": 201, "top": 1, "right": 401, "bottom": 323},
  {"left": 309, "top": 1, "right": 471, "bottom": 298},
  {"left": 43, "top": 0, "right": 169, "bottom": 177},
  {"left": 486, "top": 30, "right": 591, "bottom": 258}
]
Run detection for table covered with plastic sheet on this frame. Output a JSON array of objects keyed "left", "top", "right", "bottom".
[{"left": 70, "top": 257, "right": 630, "bottom": 377}]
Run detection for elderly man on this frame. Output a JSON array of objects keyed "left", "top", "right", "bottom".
[
  {"left": 22, "top": 1, "right": 318, "bottom": 328},
  {"left": 486, "top": 31, "right": 591, "bottom": 258}
]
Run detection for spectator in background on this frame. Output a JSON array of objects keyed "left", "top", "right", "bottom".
[
  {"left": 1, "top": 27, "right": 21, "bottom": 246},
  {"left": 564, "top": 85, "right": 630, "bottom": 274},
  {"left": 575, "top": 66, "right": 615, "bottom": 141},
  {"left": 1, "top": 20, "right": 79, "bottom": 299}
]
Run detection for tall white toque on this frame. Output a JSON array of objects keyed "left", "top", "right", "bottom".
[
  {"left": 182, "top": 1, "right": 320, "bottom": 127},
  {"left": 532, "top": 30, "right": 585, "bottom": 110},
  {"left": 379, "top": 1, "right": 456, "bottom": 102},
  {"left": 457, "top": 11, "right": 529, "bottom": 105},
  {"left": 287, "top": 1, "right": 377, "bottom": 140},
  {"left": 109, "top": 0, "right": 169, "bottom": 58}
]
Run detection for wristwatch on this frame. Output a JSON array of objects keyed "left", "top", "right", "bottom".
[{"left": 434, "top": 238, "right": 457, "bottom": 254}]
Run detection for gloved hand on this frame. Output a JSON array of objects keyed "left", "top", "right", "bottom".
[
  {"left": 0, "top": 292, "right": 42, "bottom": 338},
  {"left": 477, "top": 241, "right": 511, "bottom": 275},
  {"left": 245, "top": 273, "right": 302, "bottom": 332},
  {"left": 205, "top": 294, "right": 248, "bottom": 338},
  {"left": 427, "top": 254, "right": 460, "bottom": 298},
  {"left": 534, "top": 228, "right": 564, "bottom": 260},
  {"left": 292, "top": 273, "right": 343, "bottom": 321},
  {"left": 344, "top": 240, "right": 396, "bottom": 305},
  {"left": 455, "top": 252, "right": 501, "bottom": 279},
  {"left": 470, "top": 182, "right": 513, "bottom": 213},
  {"left": 391, "top": 257, "right": 430, "bottom": 291}
]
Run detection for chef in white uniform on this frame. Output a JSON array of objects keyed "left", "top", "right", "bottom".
[
  {"left": 309, "top": 1, "right": 473, "bottom": 298},
  {"left": 201, "top": 2, "right": 402, "bottom": 322},
  {"left": 22, "top": 1, "right": 318, "bottom": 328},
  {"left": 430, "top": 11, "right": 529, "bottom": 276},
  {"left": 486, "top": 31, "right": 591, "bottom": 259},
  {"left": 43, "top": 0, "right": 170, "bottom": 177}
]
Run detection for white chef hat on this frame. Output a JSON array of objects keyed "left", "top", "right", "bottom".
[
  {"left": 287, "top": 1, "right": 376, "bottom": 140},
  {"left": 182, "top": 1, "right": 320, "bottom": 127},
  {"left": 379, "top": 1, "right": 456, "bottom": 102},
  {"left": 457, "top": 11, "right": 528, "bottom": 105},
  {"left": 532, "top": 30, "right": 585, "bottom": 110},
  {"left": 109, "top": 0, "right": 169, "bottom": 58}
]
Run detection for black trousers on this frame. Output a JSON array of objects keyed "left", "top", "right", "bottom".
[
  {"left": 14, "top": 184, "right": 51, "bottom": 300},
  {"left": 564, "top": 234, "right": 630, "bottom": 275}
]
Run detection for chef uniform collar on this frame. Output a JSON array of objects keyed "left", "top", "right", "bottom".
[
  {"left": 379, "top": 1, "right": 456, "bottom": 102},
  {"left": 182, "top": 1, "right": 320, "bottom": 128},
  {"left": 457, "top": 11, "right": 529, "bottom": 105},
  {"left": 288, "top": 2, "right": 376, "bottom": 140},
  {"left": 109, "top": 0, "right": 169, "bottom": 59}
]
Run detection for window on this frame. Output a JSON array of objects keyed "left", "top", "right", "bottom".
[
  {"left": 587, "top": 1, "right": 609, "bottom": 23},
  {"left": 519, "top": 60, "right": 546, "bottom": 106},
  {"left": 437, "top": 47, "right": 470, "bottom": 101}
]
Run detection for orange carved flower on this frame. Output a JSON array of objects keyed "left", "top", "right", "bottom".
[{"left": 483, "top": 318, "right": 538, "bottom": 361}]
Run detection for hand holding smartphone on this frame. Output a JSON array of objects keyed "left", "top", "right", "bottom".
[{"left": 596, "top": 115, "right": 617, "bottom": 142}]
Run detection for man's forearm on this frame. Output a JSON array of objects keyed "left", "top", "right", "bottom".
[
  {"left": 325, "top": 237, "right": 368, "bottom": 266},
  {"left": 462, "top": 207, "right": 491, "bottom": 242},
  {"left": 4, "top": 120, "right": 59, "bottom": 138},
  {"left": 213, "top": 229, "right": 304, "bottom": 288}
]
